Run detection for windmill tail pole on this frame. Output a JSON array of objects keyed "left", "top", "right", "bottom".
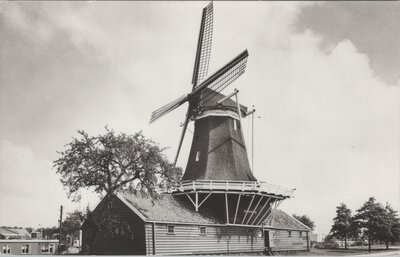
[{"left": 174, "top": 112, "right": 190, "bottom": 166}]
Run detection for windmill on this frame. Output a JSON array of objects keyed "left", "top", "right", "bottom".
[
  {"left": 150, "top": 2, "right": 248, "bottom": 167},
  {"left": 150, "top": 2, "right": 293, "bottom": 226}
]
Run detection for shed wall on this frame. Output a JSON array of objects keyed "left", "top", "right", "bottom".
[
  {"left": 270, "top": 230, "right": 309, "bottom": 251},
  {"left": 145, "top": 223, "right": 264, "bottom": 255},
  {"left": 82, "top": 195, "right": 146, "bottom": 255}
]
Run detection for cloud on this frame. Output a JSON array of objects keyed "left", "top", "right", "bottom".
[
  {"left": 0, "top": 140, "right": 99, "bottom": 227},
  {"left": 294, "top": 1, "right": 400, "bottom": 85},
  {"left": 0, "top": 2, "right": 398, "bottom": 235},
  {"left": 244, "top": 28, "right": 399, "bottom": 233}
]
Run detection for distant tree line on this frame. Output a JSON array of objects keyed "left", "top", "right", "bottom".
[
  {"left": 328, "top": 197, "right": 400, "bottom": 251},
  {"left": 293, "top": 214, "right": 315, "bottom": 231}
]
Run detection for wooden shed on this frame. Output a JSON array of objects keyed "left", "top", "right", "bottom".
[{"left": 82, "top": 192, "right": 310, "bottom": 255}]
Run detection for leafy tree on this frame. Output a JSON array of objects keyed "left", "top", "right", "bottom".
[
  {"left": 293, "top": 214, "right": 315, "bottom": 231},
  {"left": 54, "top": 128, "right": 182, "bottom": 201},
  {"left": 378, "top": 204, "right": 400, "bottom": 249},
  {"left": 329, "top": 203, "right": 356, "bottom": 249},
  {"left": 353, "top": 197, "right": 387, "bottom": 252},
  {"left": 62, "top": 210, "right": 85, "bottom": 245}
]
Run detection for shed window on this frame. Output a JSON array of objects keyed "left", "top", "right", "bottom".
[
  {"left": 107, "top": 201, "right": 113, "bottom": 209},
  {"left": 288, "top": 231, "right": 292, "bottom": 237},
  {"left": 21, "top": 245, "right": 30, "bottom": 254},
  {"left": 195, "top": 151, "right": 200, "bottom": 162},
  {"left": 167, "top": 225, "right": 175, "bottom": 234},
  {"left": 299, "top": 231, "right": 303, "bottom": 237},
  {"left": 200, "top": 226, "right": 206, "bottom": 235},
  {"left": 2, "top": 245, "right": 11, "bottom": 254}
]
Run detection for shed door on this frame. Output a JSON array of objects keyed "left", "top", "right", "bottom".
[{"left": 264, "top": 230, "right": 270, "bottom": 248}]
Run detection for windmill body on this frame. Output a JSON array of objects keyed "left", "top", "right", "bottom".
[
  {"left": 150, "top": 2, "right": 293, "bottom": 226},
  {"left": 183, "top": 88, "right": 256, "bottom": 181}
]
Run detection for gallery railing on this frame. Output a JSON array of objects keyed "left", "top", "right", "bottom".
[{"left": 172, "top": 180, "right": 294, "bottom": 198}]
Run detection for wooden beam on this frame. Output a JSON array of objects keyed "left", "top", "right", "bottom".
[
  {"left": 256, "top": 201, "right": 275, "bottom": 226},
  {"left": 185, "top": 194, "right": 196, "bottom": 208},
  {"left": 152, "top": 222, "right": 156, "bottom": 255},
  {"left": 241, "top": 195, "right": 255, "bottom": 225},
  {"left": 225, "top": 193, "right": 230, "bottom": 224},
  {"left": 245, "top": 195, "right": 264, "bottom": 225},
  {"left": 270, "top": 200, "right": 281, "bottom": 227},
  {"left": 195, "top": 192, "right": 199, "bottom": 212},
  {"left": 251, "top": 197, "right": 272, "bottom": 225},
  {"left": 198, "top": 192, "right": 212, "bottom": 208},
  {"left": 233, "top": 194, "right": 241, "bottom": 224}
]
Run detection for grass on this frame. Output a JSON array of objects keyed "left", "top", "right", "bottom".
[{"left": 274, "top": 247, "right": 400, "bottom": 256}]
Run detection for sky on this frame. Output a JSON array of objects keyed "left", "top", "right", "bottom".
[{"left": 0, "top": 1, "right": 399, "bottom": 235}]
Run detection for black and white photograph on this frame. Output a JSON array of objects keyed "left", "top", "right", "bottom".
[{"left": 0, "top": 1, "right": 399, "bottom": 255}]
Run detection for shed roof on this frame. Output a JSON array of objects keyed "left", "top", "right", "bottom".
[
  {"left": 0, "top": 227, "right": 15, "bottom": 236},
  {"left": 116, "top": 193, "right": 309, "bottom": 231},
  {"left": 264, "top": 209, "right": 311, "bottom": 231},
  {"left": 0, "top": 227, "right": 30, "bottom": 237},
  {"left": 117, "top": 193, "right": 222, "bottom": 225}
]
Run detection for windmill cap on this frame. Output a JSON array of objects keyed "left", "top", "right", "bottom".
[{"left": 199, "top": 88, "right": 248, "bottom": 115}]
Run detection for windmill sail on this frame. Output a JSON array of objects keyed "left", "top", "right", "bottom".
[
  {"left": 192, "top": 1, "right": 213, "bottom": 88},
  {"left": 193, "top": 49, "right": 248, "bottom": 102},
  {"left": 174, "top": 1, "right": 213, "bottom": 165},
  {"left": 200, "top": 54, "right": 247, "bottom": 105},
  {"left": 149, "top": 50, "right": 249, "bottom": 124},
  {"left": 150, "top": 94, "right": 188, "bottom": 123}
]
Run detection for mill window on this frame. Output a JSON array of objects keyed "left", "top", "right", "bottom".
[
  {"left": 167, "top": 225, "right": 175, "bottom": 234},
  {"left": 299, "top": 231, "right": 303, "bottom": 237},
  {"left": 195, "top": 151, "right": 200, "bottom": 162},
  {"left": 233, "top": 119, "right": 241, "bottom": 131},
  {"left": 288, "top": 231, "right": 292, "bottom": 237}
]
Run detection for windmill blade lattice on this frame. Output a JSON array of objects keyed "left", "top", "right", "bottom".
[
  {"left": 192, "top": 2, "right": 213, "bottom": 88},
  {"left": 150, "top": 94, "right": 188, "bottom": 123},
  {"left": 200, "top": 55, "right": 248, "bottom": 106}
]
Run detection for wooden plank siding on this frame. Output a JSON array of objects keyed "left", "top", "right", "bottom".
[
  {"left": 145, "top": 223, "right": 264, "bottom": 255},
  {"left": 82, "top": 195, "right": 146, "bottom": 255},
  {"left": 269, "top": 229, "right": 308, "bottom": 251}
]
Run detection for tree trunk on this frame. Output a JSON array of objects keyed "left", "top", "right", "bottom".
[
  {"left": 386, "top": 240, "right": 389, "bottom": 250},
  {"left": 344, "top": 234, "right": 347, "bottom": 250},
  {"left": 368, "top": 233, "right": 371, "bottom": 252}
]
